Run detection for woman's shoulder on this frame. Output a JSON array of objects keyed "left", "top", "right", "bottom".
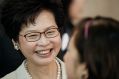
[{"left": 1, "top": 71, "right": 16, "bottom": 79}]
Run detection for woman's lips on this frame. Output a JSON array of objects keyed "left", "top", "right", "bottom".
[{"left": 35, "top": 49, "right": 52, "bottom": 58}]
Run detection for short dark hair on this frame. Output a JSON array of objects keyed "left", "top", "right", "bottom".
[
  {"left": 1, "top": 0, "right": 64, "bottom": 41},
  {"left": 75, "top": 16, "right": 119, "bottom": 79}
]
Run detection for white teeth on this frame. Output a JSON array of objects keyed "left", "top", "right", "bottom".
[{"left": 37, "top": 50, "right": 50, "bottom": 54}]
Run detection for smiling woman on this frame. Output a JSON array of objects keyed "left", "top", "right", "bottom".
[{"left": 1, "top": 0, "right": 67, "bottom": 79}]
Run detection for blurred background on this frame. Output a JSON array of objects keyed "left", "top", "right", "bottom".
[{"left": 82, "top": 0, "right": 119, "bottom": 20}]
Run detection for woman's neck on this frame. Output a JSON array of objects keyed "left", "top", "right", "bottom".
[{"left": 26, "top": 59, "right": 57, "bottom": 79}]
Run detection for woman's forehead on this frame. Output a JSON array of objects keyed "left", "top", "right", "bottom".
[{"left": 20, "top": 10, "right": 58, "bottom": 33}]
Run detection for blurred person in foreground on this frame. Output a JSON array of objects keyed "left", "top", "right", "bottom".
[{"left": 64, "top": 16, "right": 119, "bottom": 79}]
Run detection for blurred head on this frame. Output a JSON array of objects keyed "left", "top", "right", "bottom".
[
  {"left": 76, "top": 16, "right": 119, "bottom": 79},
  {"left": 64, "top": 28, "right": 88, "bottom": 79},
  {"left": 64, "top": 16, "right": 119, "bottom": 79},
  {"left": 1, "top": 0, "right": 64, "bottom": 65},
  {"left": 62, "top": 0, "right": 85, "bottom": 25}
]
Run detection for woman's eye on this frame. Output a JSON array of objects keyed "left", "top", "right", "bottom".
[
  {"left": 46, "top": 29, "right": 57, "bottom": 35},
  {"left": 47, "top": 31, "right": 55, "bottom": 34},
  {"left": 28, "top": 35, "right": 37, "bottom": 37},
  {"left": 27, "top": 34, "right": 38, "bottom": 39}
]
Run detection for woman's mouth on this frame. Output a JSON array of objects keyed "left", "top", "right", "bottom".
[{"left": 35, "top": 49, "right": 53, "bottom": 58}]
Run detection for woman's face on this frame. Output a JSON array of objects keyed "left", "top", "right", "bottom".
[
  {"left": 64, "top": 31, "right": 79, "bottom": 79},
  {"left": 18, "top": 10, "right": 61, "bottom": 65},
  {"left": 69, "top": 0, "right": 85, "bottom": 24},
  {"left": 64, "top": 31, "right": 88, "bottom": 79}
]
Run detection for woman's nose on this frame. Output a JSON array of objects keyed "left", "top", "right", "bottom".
[{"left": 36, "top": 34, "right": 50, "bottom": 46}]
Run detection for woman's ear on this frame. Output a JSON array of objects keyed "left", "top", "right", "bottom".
[
  {"left": 76, "top": 63, "right": 88, "bottom": 79},
  {"left": 12, "top": 39, "right": 19, "bottom": 50}
]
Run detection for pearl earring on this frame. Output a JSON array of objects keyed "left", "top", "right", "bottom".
[
  {"left": 12, "top": 39, "right": 19, "bottom": 50},
  {"left": 14, "top": 44, "right": 19, "bottom": 50}
]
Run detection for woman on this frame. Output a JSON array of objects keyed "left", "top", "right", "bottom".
[
  {"left": 1, "top": 0, "right": 67, "bottom": 79},
  {"left": 64, "top": 16, "right": 119, "bottom": 79}
]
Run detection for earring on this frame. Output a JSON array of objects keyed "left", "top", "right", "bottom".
[
  {"left": 14, "top": 44, "right": 19, "bottom": 50},
  {"left": 12, "top": 39, "right": 19, "bottom": 50}
]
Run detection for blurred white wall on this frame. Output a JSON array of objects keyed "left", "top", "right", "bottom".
[{"left": 82, "top": 0, "right": 119, "bottom": 20}]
